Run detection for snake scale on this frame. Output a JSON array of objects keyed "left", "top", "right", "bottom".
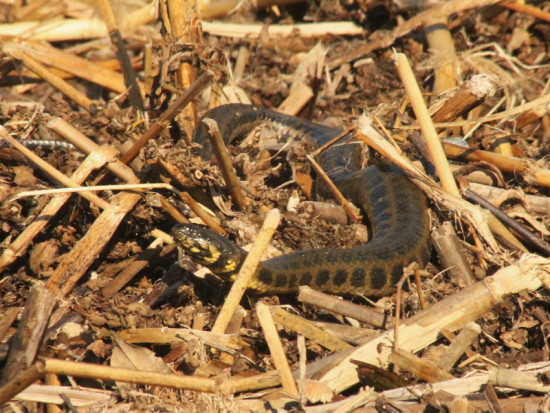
[{"left": 171, "top": 104, "right": 431, "bottom": 296}]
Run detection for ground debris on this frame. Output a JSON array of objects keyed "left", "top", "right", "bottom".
[{"left": 0, "top": 1, "right": 549, "bottom": 412}]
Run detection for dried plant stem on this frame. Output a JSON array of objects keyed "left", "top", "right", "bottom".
[
  {"left": 389, "top": 349, "right": 454, "bottom": 382},
  {"left": 0, "top": 362, "right": 45, "bottom": 405},
  {"left": 201, "top": 21, "right": 363, "bottom": 38},
  {"left": 430, "top": 74, "right": 498, "bottom": 123},
  {"left": 0, "top": 145, "right": 117, "bottom": 272},
  {"left": 166, "top": 0, "right": 201, "bottom": 144},
  {"left": 5, "top": 46, "right": 95, "bottom": 113},
  {"left": 0, "top": 127, "right": 109, "bottom": 209},
  {"left": 467, "top": 182, "right": 550, "bottom": 214},
  {"left": 382, "top": 362, "right": 550, "bottom": 400},
  {"left": 8, "top": 41, "right": 131, "bottom": 94},
  {"left": 306, "top": 155, "right": 361, "bottom": 222},
  {"left": 256, "top": 302, "right": 299, "bottom": 396},
  {"left": 98, "top": 0, "right": 144, "bottom": 111},
  {"left": 443, "top": 141, "right": 550, "bottom": 187},
  {"left": 277, "top": 82, "right": 313, "bottom": 115},
  {"left": 102, "top": 239, "right": 173, "bottom": 298},
  {"left": 0, "top": 357, "right": 230, "bottom": 403},
  {"left": 488, "top": 366, "right": 550, "bottom": 393},
  {"left": 502, "top": 1, "right": 550, "bottom": 23},
  {"left": 0, "top": 285, "right": 56, "bottom": 385},
  {"left": 120, "top": 71, "right": 213, "bottom": 164},
  {"left": 0, "top": 308, "right": 20, "bottom": 342},
  {"left": 328, "top": 0, "right": 504, "bottom": 69},
  {"left": 11, "top": 183, "right": 173, "bottom": 200},
  {"left": 425, "top": 17, "right": 457, "bottom": 96},
  {"left": 157, "top": 194, "right": 191, "bottom": 224},
  {"left": 298, "top": 286, "right": 386, "bottom": 328},
  {"left": 45, "top": 191, "right": 142, "bottom": 296},
  {"left": 117, "top": 327, "right": 248, "bottom": 351},
  {"left": 465, "top": 189, "right": 550, "bottom": 255},
  {"left": 211, "top": 209, "right": 280, "bottom": 334},
  {"left": 314, "top": 255, "right": 549, "bottom": 393},
  {"left": 46, "top": 117, "right": 139, "bottom": 184},
  {"left": 394, "top": 52, "right": 459, "bottom": 196},
  {"left": 270, "top": 306, "right": 353, "bottom": 352},
  {"left": 179, "top": 191, "right": 226, "bottom": 235},
  {"left": 436, "top": 322, "right": 481, "bottom": 372},
  {"left": 202, "top": 118, "right": 247, "bottom": 209}
]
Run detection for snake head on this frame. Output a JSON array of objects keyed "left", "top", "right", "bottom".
[{"left": 171, "top": 223, "right": 245, "bottom": 277}]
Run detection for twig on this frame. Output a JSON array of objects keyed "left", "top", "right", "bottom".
[
  {"left": 443, "top": 141, "right": 550, "bottom": 187},
  {"left": 10, "top": 183, "right": 173, "bottom": 201},
  {"left": 202, "top": 117, "right": 247, "bottom": 209},
  {"left": 211, "top": 209, "right": 280, "bottom": 334},
  {"left": 394, "top": 52, "right": 459, "bottom": 196},
  {"left": 298, "top": 286, "right": 387, "bottom": 328},
  {"left": 0, "top": 358, "right": 233, "bottom": 404},
  {"left": 4, "top": 45, "right": 96, "bottom": 113},
  {"left": 179, "top": 191, "right": 226, "bottom": 235},
  {"left": 328, "top": 0, "right": 504, "bottom": 69},
  {"left": 256, "top": 302, "right": 299, "bottom": 396},
  {"left": 306, "top": 155, "right": 362, "bottom": 223},
  {"left": 270, "top": 306, "right": 353, "bottom": 352},
  {"left": 502, "top": 1, "right": 550, "bottom": 23},
  {"left": 120, "top": 71, "right": 213, "bottom": 164},
  {"left": 46, "top": 117, "right": 139, "bottom": 184},
  {"left": 431, "top": 221, "right": 477, "bottom": 287},
  {"left": 98, "top": 0, "right": 144, "bottom": 112},
  {"left": 436, "top": 322, "right": 481, "bottom": 372},
  {"left": 464, "top": 189, "right": 550, "bottom": 255},
  {"left": 0, "top": 127, "right": 109, "bottom": 210},
  {"left": 0, "top": 145, "right": 117, "bottom": 272},
  {"left": 201, "top": 21, "right": 363, "bottom": 38},
  {"left": 0, "top": 285, "right": 56, "bottom": 385}
]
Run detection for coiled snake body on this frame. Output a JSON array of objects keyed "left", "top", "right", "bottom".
[{"left": 171, "top": 104, "right": 431, "bottom": 296}]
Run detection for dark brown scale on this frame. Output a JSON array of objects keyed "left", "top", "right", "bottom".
[{"left": 176, "top": 103, "right": 431, "bottom": 296}]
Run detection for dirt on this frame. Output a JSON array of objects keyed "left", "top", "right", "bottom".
[{"left": 0, "top": 1, "right": 549, "bottom": 412}]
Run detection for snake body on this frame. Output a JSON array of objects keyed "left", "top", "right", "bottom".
[{"left": 172, "top": 104, "right": 431, "bottom": 296}]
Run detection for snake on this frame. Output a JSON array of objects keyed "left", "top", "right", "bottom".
[{"left": 171, "top": 104, "right": 431, "bottom": 296}]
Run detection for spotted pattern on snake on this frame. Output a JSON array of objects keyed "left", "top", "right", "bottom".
[{"left": 171, "top": 104, "right": 431, "bottom": 296}]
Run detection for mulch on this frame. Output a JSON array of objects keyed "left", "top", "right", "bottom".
[{"left": 0, "top": 0, "right": 549, "bottom": 412}]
